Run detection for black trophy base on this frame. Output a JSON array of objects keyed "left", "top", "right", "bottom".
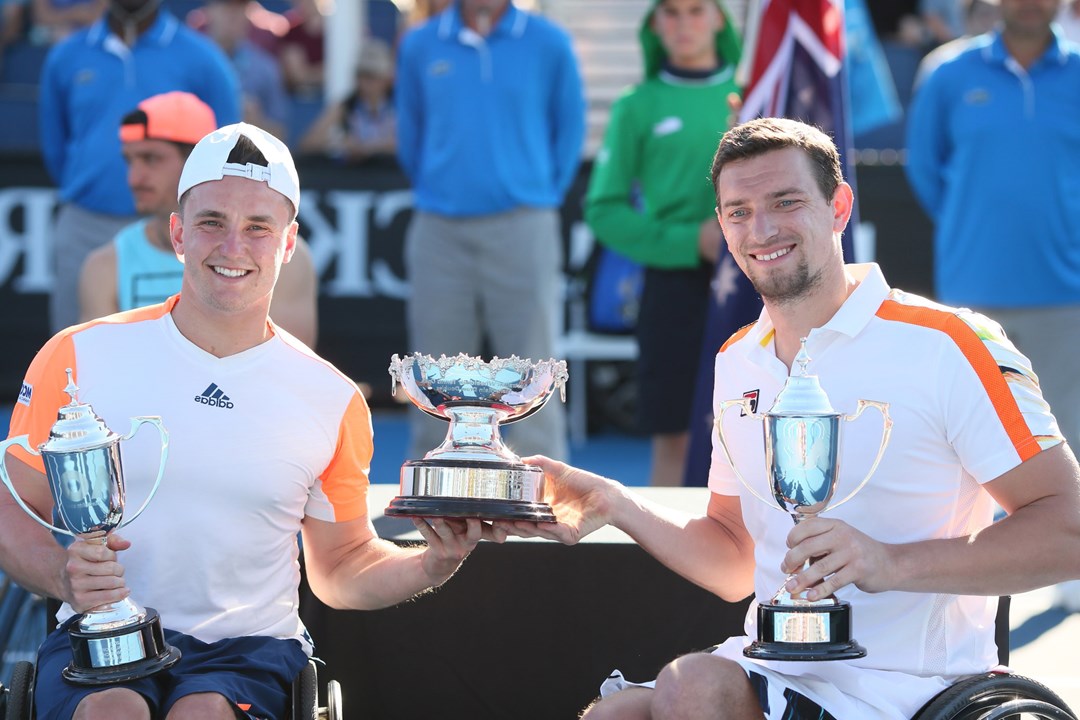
[
  {"left": 744, "top": 601, "right": 867, "bottom": 662},
  {"left": 65, "top": 607, "right": 181, "bottom": 685},
  {"left": 387, "top": 459, "right": 556, "bottom": 522},
  {"left": 386, "top": 496, "right": 557, "bottom": 523}
]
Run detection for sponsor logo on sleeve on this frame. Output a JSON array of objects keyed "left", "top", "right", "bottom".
[{"left": 17, "top": 382, "right": 32, "bottom": 407}]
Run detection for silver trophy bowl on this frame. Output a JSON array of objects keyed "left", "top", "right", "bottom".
[
  {"left": 0, "top": 370, "right": 180, "bottom": 684},
  {"left": 386, "top": 353, "right": 568, "bottom": 521},
  {"left": 716, "top": 342, "right": 891, "bottom": 661}
]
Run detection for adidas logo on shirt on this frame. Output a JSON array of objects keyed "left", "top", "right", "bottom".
[{"left": 194, "top": 383, "right": 235, "bottom": 409}]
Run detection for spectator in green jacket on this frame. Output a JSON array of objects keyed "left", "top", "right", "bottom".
[{"left": 584, "top": 0, "right": 740, "bottom": 486}]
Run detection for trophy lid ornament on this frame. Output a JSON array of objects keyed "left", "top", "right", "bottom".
[
  {"left": 769, "top": 340, "right": 836, "bottom": 417},
  {"left": 41, "top": 369, "right": 123, "bottom": 455}
]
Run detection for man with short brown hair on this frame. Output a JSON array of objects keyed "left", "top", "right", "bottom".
[{"left": 501, "top": 117, "right": 1080, "bottom": 719}]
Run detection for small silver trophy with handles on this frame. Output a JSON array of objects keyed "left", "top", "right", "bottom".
[
  {"left": 0, "top": 369, "right": 180, "bottom": 684},
  {"left": 715, "top": 341, "right": 892, "bottom": 661},
  {"left": 386, "top": 353, "right": 568, "bottom": 521}
]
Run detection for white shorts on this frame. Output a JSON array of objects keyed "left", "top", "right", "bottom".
[
  {"left": 601, "top": 636, "right": 951, "bottom": 719},
  {"left": 600, "top": 666, "right": 840, "bottom": 719}
]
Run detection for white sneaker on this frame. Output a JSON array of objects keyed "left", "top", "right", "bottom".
[{"left": 1053, "top": 579, "right": 1080, "bottom": 613}]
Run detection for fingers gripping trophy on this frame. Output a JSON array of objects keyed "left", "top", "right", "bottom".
[
  {"left": 715, "top": 341, "right": 892, "bottom": 661},
  {"left": 0, "top": 370, "right": 179, "bottom": 684},
  {"left": 386, "top": 353, "right": 568, "bottom": 521}
]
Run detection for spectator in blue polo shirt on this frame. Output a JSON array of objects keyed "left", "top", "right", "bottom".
[
  {"left": 38, "top": 0, "right": 240, "bottom": 334},
  {"left": 395, "top": 0, "right": 586, "bottom": 462},
  {"left": 906, "top": 0, "right": 1080, "bottom": 614}
]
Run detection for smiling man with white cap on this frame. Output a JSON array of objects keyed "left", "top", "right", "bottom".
[
  {"left": 177, "top": 122, "right": 301, "bottom": 215},
  {"left": 78, "top": 104, "right": 319, "bottom": 349},
  {"left": 1, "top": 121, "right": 503, "bottom": 720}
]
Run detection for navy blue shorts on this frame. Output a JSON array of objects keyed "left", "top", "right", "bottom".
[{"left": 35, "top": 617, "right": 308, "bottom": 720}]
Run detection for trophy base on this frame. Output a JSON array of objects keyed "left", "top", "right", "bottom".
[
  {"left": 386, "top": 496, "right": 556, "bottom": 522},
  {"left": 387, "top": 459, "right": 556, "bottom": 522},
  {"left": 744, "top": 602, "right": 867, "bottom": 662},
  {"left": 65, "top": 607, "right": 181, "bottom": 685}
]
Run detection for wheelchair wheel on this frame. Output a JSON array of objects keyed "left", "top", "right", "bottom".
[
  {"left": 912, "top": 672, "right": 1078, "bottom": 720},
  {"left": 292, "top": 660, "right": 318, "bottom": 720},
  {"left": 4, "top": 661, "right": 34, "bottom": 720},
  {"left": 321, "top": 678, "right": 342, "bottom": 720}
]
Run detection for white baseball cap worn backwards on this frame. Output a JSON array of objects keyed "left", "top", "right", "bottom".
[{"left": 177, "top": 122, "right": 300, "bottom": 213}]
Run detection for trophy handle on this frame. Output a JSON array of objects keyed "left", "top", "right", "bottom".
[
  {"left": 0, "top": 435, "right": 77, "bottom": 538},
  {"left": 830, "top": 399, "right": 893, "bottom": 511},
  {"left": 116, "top": 416, "right": 170, "bottom": 529},
  {"left": 715, "top": 398, "right": 776, "bottom": 507}
]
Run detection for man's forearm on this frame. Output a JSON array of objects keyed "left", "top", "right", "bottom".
[
  {"left": 610, "top": 490, "right": 755, "bottom": 602},
  {"left": 0, "top": 503, "right": 67, "bottom": 599},
  {"left": 311, "top": 538, "right": 447, "bottom": 611},
  {"left": 890, "top": 497, "right": 1080, "bottom": 596}
]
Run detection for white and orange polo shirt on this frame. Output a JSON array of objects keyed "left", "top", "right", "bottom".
[
  {"left": 707, "top": 263, "right": 1062, "bottom": 717},
  {"left": 8, "top": 296, "right": 373, "bottom": 651}
]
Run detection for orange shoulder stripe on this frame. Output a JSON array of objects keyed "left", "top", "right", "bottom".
[
  {"left": 719, "top": 321, "right": 758, "bottom": 353},
  {"left": 8, "top": 332, "right": 79, "bottom": 471},
  {"left": 875, "top": 299, "right": 1040, "bottom": 462},
  {"left": 8, "top": 300, "right": 175, "bottom": 470},
  {"left": 319, "top": 392, "right": 373, "bottom": 522}
]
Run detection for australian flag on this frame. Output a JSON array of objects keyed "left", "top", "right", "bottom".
[{"left": 683, "top": 0, "right": 859, "bottom": 486}]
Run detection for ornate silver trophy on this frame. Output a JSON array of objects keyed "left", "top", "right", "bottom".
[
  {"left": 0, "top": 370, "right": 179, "bottom": 684},
  {"left": 715, "top": 342, "right": 892, "bottom": 661},
  {"left": 386, "top": 353, "right": 568, "bottom": 521}
]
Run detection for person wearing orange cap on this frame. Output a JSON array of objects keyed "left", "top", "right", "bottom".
[{"left": 78, "top": 91, "right": 319, "bottom": 348}]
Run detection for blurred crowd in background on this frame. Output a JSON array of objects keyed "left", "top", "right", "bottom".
[
  {"left": 0, "top": 0, "right": 424, "bottom": 156},
  {"left": 3, "top": 0, "right": 1078, "bottom": 159}
]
